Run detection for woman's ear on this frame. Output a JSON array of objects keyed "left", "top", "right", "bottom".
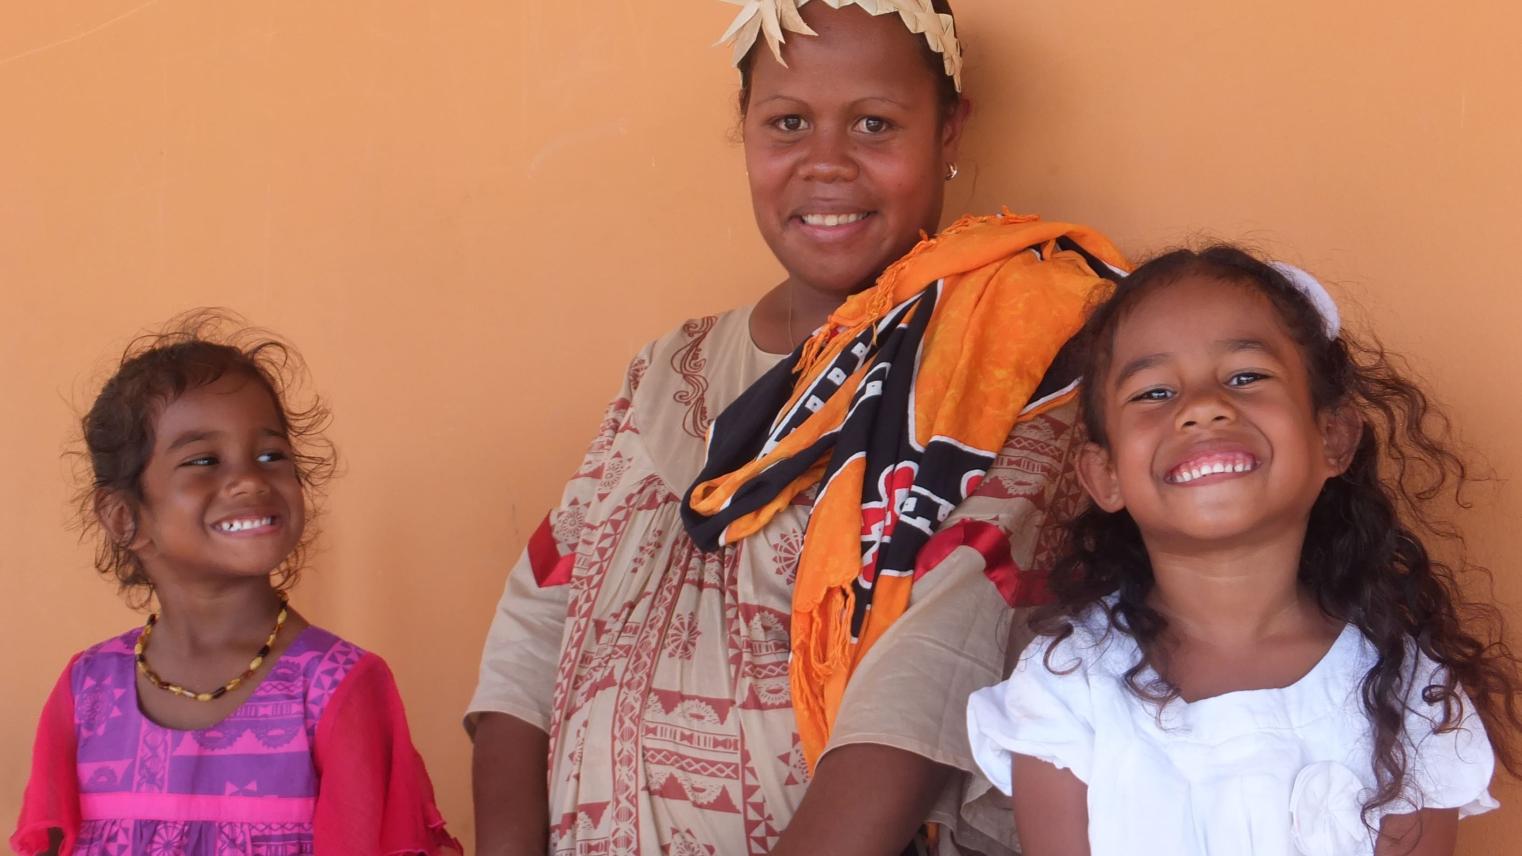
[
  {"left": 94, "top": 489, "right": 142, "bottom": 552},
  {"left": 1076, "top": 441, "right": 1126, "bottom": 513},
  {"left": 1318, "top": 404, "right": 1363, "bottom": 476},
  {"left": 940, "top": 97, "right": 972, "bottom": 162}
]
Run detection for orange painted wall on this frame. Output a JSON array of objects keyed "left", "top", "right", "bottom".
[{"left": 3, "top": 1, "right": 1518, "bottom": 851}]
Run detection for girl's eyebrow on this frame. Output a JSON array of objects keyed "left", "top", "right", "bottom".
[
  {"left": 1112, "top": 338, "right": 1280, "bottom": 389},
  {"left": 1113, "top": 353, "right": 1169, "bottom": 390},
  {"left": 166, "top": 430, "right": 218, "bottom": 451},
  {"left": 1222, "top": 338, "right": 1273, "bottom": 354},
  {"left": 166, "top": 426, "right": 285, "bottom": 451}
]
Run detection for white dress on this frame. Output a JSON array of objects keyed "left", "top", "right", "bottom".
[{"left": 966, "top": 603, "right": 1498, "bottom": 856}]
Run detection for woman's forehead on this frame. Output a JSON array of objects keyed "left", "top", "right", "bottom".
[{"left": 747, "top": 5, "right": 940, "bottom": 101}]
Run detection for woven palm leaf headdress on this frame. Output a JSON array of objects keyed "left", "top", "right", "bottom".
[{"left": 717, "top": 0, "right": 963, "bottom": 92}]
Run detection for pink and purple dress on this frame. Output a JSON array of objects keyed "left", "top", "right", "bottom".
[{"left": 11, "top": 625, "right": 459, "bottom": 856}]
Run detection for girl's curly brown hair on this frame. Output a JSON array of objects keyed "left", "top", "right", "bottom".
[
  {"left": 1034, "top": 244, "right": 1522, "bottom": 823},
  {"left": 77, "top": 310, "right": 335, "bottom": 605}
]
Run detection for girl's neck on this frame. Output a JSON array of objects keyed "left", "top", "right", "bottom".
[
  {"left": 149, "top": 578, "right": 286, "bottom": 654},
  {"left": 1144, "top": 534, "right": 1316, "bottom": 648}
]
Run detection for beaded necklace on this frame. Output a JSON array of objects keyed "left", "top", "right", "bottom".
[{"left": 134, "top": 595, "right": 289, "bottom": 702}]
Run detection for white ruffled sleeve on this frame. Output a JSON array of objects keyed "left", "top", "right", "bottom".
[
  {"left": 966, "top": 630, "right": 1097, "bottom": 795},
  {"left": 1404, "top": 662, "right": 1499, "bottom": 817}
]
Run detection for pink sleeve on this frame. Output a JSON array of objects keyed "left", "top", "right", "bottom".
[
  {"left": 312, "top": 653, "right": 461, "bottom": 856},
  {"left": 10, "top": 656, "right": 81, "bottom": 856}
]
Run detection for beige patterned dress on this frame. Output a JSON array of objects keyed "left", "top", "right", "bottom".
[{"left": 468, "top": 306, "right": 1083, "bottom": 855}]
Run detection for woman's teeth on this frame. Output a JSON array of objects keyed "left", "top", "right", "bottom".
[
  {"left": 801, "top": 212, "right": 868, "bottom": 227},
  {"left": 1167, "top": 457, "right": 1259, "bottom": 484},
  {"left": 217, "top": 516, "right": 274, "bottom": 533}
]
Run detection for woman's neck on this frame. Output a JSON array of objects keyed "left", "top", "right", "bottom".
[
  {"left": 751, "top": 275, "right": 871, "bottom": 354},
  {"left": 149, "top": 577, "right": 286, "bottom": 655},
  {"left": 788, "top": 277, "right": 857, "bottom": 335}
]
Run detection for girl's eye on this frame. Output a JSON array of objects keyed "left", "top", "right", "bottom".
[
  {"left": 257, "top": 450, "right": 289, "bottom": 464},
  {"left": 1130, "top": 387, "right": 1173, "bottom": 402},
  {"left": 771, "top": 115, "right": 807, "bottom": 133},
  {"left": 855, "top": 116, "right": 891, "bottom": 134},
  {"left": 182, "top": 455, "right": 217, "bottom": 467},
  {"left": 1227, "top": 371, "right": 1269, "bottom": 387}
]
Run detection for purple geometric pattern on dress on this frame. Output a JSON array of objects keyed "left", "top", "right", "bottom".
[
  {"left": 65, "top": 625, "right": 363, "bottom": 854},
  {"left": 301, "top": 636, "right": 365, "bottom": 742}
]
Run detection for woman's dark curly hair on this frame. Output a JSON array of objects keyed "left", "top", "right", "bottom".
[
  {"left": 1034, "top": 244, "right": 1522, "bottom": 822},
  {"left": 77, "top": 310, "right": 335, "bottom": 605}
]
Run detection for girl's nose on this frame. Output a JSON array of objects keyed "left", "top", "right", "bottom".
[
  {"left": 224, "top": 461, "right": 272, "bottom": 497},
  {"left": 1176, "top": 389, "right": 1238, "bottom": 430}
]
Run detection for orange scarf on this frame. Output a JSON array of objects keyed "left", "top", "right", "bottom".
[{"left": 685, "top": 213, "right": 1126, "bottom": 768}]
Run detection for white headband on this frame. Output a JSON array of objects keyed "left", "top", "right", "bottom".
[
  {"left": 718, "top": 0, "right": 964, "bottom": 92},
  {"left": 1269, "top": 261, "right": 1341, "bottom": 339}
]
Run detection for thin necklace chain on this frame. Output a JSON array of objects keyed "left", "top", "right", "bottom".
[{"left": 786, "top": 282, "right": 798, "bottom": 348}]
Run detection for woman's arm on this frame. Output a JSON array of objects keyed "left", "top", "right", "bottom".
[
  {"left": 1376, "top": 808, "right": 1459, "bottom": 856},
  {"left": 769, "top": 743, "right": 951, "bottom": 856},
  {"left": 472, "top": 712, "right": 550, "bottom": 856},
  {"left": 1011, "top": 754, "right": 1090, "bottom": 856}
]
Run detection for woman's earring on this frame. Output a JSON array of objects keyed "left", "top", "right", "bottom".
[{"left": 944, "top": 162, "right": 960, "bottom": 182}]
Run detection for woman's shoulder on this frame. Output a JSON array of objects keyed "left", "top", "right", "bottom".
[{"left": 640, "top": 306, "right": 757, "bottom": 363}]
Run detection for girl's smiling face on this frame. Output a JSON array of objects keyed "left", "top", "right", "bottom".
[
  {"left": 128, "top": 373, "right": 305, "bottom": 584},
  {"left": 1078, "top": 276, "right": 1355, "bottom": 551},
  {"left": 741, "top": 3, "right": 967, "bottom": 297}
]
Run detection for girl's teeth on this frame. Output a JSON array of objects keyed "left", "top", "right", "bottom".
[
  {"left": 802, "top": 213, "right": 867, "bottom": 227},
  {"left": 219, "top": 517, "right": 273, "bottom": 532},
  {"left": 1169, "top": 457, "right": 1258, "bottom": 483}
]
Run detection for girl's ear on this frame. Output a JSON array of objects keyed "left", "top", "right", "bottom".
[
  {"left": 1318, "top": 404, "right": 1363, "bottom": 476},
  {"left": 94, "top": 489, "right": 143, "bottom": 552},
  {"left": 1076, "top": 441, "right": 1126, "bottom": 512}
]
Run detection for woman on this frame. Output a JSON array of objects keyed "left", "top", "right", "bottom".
[{"left": 467, "top": 3, "right": 1124, "bottom": 853}]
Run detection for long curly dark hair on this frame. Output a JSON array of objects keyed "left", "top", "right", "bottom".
[
  {"left": 77, "top": 310, "right": 335, "bottom": 606},
  {"left": 1034, "top": 244, "right": 1521, "bottom": 821}
]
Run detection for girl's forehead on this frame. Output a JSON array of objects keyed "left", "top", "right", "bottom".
[
  {"left": 151, "top": 373, "right": 282, "bottom": 438},
  {"left": 1111, "top": 277, "right": 1290, "bottom": 356}
]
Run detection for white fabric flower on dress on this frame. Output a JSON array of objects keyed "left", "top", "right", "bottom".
[{"left": 1289, "top": 761, "right": 1371, "bottom": 856}]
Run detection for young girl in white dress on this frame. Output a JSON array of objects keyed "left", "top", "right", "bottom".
[{"left": 966, "top": 245, "right": 1521, "bottom": 855}]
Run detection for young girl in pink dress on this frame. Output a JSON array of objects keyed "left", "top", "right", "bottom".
[{"left": 11, "top": 317, "right": 459, "bottom": 856}]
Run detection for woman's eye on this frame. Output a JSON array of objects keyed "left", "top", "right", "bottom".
[
  {"left": 771, "top": 115, "right": 807, "bottom": 133},
  {"left": 855, "top": 116, "right": 891, "bottom": 134},
  {"left": 1227, "top": 372, "right": 1269, "bottom": 387},
  {"left": 1130, "top": 388, "right": 1173, "bottom": 402}
]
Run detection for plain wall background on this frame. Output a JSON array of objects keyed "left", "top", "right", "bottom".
[{"left": 3, "top": 1, "right": 1519, "bottom": 850}]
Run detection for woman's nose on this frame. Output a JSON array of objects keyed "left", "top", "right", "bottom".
[{"left": 799, "top": 127, "right": 858, "bottom": 182}]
